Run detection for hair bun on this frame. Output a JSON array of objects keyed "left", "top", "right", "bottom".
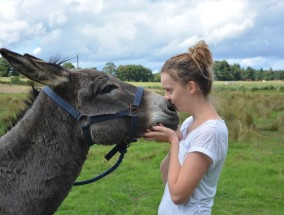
[{"left": 189, "top": 40, "right": 213, "bottom": 68}]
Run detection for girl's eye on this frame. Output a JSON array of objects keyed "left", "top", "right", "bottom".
[
  {"left": 167, "top": 89, "right": 173, "bottom": 94},
  {"left": 100, "top": 84, "right": 118, "bottom": 94}
]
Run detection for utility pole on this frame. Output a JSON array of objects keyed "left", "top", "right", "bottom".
[{"left": 76, "top": 54, "right": 79, "bottom": 69}]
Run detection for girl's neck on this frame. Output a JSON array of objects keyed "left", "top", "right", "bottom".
[{"left": 190, "top": 98, "right": 221, "bottom": 122}]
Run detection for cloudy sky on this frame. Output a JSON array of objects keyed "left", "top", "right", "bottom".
[{"left": 0, "top": 0, "right": 283, "bottom": 73}]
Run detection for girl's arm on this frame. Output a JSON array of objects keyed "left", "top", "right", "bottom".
[
  {"left": 160, "top": 152, "right": 170, "bottom": 184},
  {"left": 145, "top": 126, "right": 181, "bottom": 185},
  {"left": 160, "top": 127, "right": 182, "bottom": 184},
  {"left": 168, "top": 139, "right": 212, "bottom": 204},
  {"left": 144, "top": 125, "right": 212, "bottom": 204}
]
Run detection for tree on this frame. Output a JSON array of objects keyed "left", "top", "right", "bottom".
[
  {"left": 264, "top": 68, "right": 274, "bottom": 80},
  {"left": 154, "top": 73, "right": 161, "bottom": 82},
  {"left": 230, "top": 63, "right": 242, "bottom": 81},
  {"left": 274, "top": 70, "right": 284, "bottom": 80},
  {"left": 9, "top": 68, "right": 19, "bottom": 76},
  {"left": 63, "top": 62, "right": 75, "bottom": 69},
  {"left": 213, "top": 60, "right": 233, "bottom": 81},
  {"left": 243, "top": 66, "right": 256, "bottom": 80},
  {"left": 0, "top": 57, "right": 11, "bottom": 77},
  {"left": 255, "top": 68, "right": 264, "bottom": 80},
  {"left": 103, "top": 62, "right": 117, "bottom": 77},
  {"left": 116, "top": 65, "right": 153, "bottom": 82}
]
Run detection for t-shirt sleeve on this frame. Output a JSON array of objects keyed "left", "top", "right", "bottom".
[{"left": 187, "top": 127, "right": 221, "bottom": 169}]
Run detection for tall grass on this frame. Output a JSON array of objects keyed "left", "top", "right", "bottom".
[
  {"left": 127, "top": 80, "right": 284, "bottom": 93},
  {"left": 0, "top": 82, "right": 283, "bottom": 214},
  {"left": 0, "top": 93, "right": 27, "bottom": 132},
  {"left": 212, "top": 92, "right": 284, "bottom": 141},
  {"left": 132, "top": 81, "right": 284, "bottom": 142}
]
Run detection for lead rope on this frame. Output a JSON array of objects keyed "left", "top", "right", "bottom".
[{"left": 73, "top": 144, "right": 128, "bottom": 186}]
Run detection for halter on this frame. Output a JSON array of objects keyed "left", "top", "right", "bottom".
[{"left": 42, "top": 86, "right": 144, "bottom": 185}]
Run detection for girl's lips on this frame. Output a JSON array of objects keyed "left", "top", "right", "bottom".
[{"left": 171, "top": 103, "right": 177, "bottom": 111}]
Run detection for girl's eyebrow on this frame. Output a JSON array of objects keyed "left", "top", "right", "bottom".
[
  {"left": 164, "top": 87, "right": 173, "bottom": 92},
  {"left": 164, "top": 86, "right": 172, "bottom": 90}
]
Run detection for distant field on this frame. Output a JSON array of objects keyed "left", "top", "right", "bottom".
[
  {"left": 1, "top": 77, "right": 283, "bottom": 91},
  {"left": 0, "top": 84, "right": 30, "bottom": 93},
  {"left": 0, "top": 77, "right": 28, "bottom": 83},
  {"left": 127, "top": 81, "right": 162, "bottom": 89},
  {"left": 129, "top": 80, "right": 284, "bottom": 91}
]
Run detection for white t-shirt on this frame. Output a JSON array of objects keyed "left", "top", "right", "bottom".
[{"left": 158, "top": 116, "right": 228, "bottom": 215}]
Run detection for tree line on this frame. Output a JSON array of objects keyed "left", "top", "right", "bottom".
[
  {"left": 213, "top": 60, "right": 284, "bottom": 81},
  {"left": 1, "top": 57, "right": 283, "bottom": 82}
]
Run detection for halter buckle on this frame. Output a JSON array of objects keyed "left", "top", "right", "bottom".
[
  {"left": 129, "top": 105, "right": 139, "bottom": 116},
  {"left": 78, "top": 114, "right": 90, "bottom": 126}
]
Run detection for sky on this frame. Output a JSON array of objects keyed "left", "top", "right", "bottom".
[{"left": 0, "top": 0, "right": 284, "bottom": 73}]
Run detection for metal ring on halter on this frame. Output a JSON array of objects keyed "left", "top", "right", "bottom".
[
  {"left": 78, "top": 114, "right": 90, "bottom": 127},
  {"left": 129, "top": 105, "right": 139, "bottom": 116}
]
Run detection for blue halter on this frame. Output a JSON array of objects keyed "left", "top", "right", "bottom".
[{"left": 42, "top": 86, "right": 144, "bottom": 185}]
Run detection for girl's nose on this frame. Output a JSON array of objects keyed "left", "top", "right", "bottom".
[{"left": 164, "top": 93, "right": 170, "bottom": 100}]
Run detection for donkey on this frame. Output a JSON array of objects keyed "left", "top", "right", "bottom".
[{"left": 0, "top": 48, "right": 179, "bottom": 215}]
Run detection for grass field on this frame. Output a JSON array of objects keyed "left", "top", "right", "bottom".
[
  {"left": 128, "top": 80, "right": 284, "bottom": 92},
  {"left": 0, "top": 81, "right": 283, "bottom": 214}
]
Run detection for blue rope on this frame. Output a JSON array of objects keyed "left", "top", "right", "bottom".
[{"left": 73, "top": 148, "right": 127, "bottom": 186}]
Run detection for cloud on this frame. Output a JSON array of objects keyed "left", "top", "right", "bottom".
[
  {"left": 32, "top": 47, "right": 42, "bottom": 55},
  {"left": 0, "top": 0, "right": 283, "bottom": 71}
]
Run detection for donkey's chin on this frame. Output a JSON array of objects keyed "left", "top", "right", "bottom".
[
  {"left": 149, "top": 116, "right": 179, "bottom": 131},
  {"left": 161, "top": 122, "right": 179, "bottom": 130}
]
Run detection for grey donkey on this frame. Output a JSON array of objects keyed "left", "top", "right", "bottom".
[{"left": 0, "top": 48, "right": 179, "bottom": 215}]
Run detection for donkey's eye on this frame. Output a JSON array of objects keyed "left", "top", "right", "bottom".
[{"left": 100, "top": 84, "right": 118, "bottom": 94}]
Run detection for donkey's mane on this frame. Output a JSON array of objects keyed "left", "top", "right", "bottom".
[
  {"left": 48, "top": 55, "right": 71, "bottom": 66},
  {"left": 4, "top": 85, "right": 40, "bottom": 133}
]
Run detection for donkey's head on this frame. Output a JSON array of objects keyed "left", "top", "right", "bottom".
[{"left": 0, "top": 48, "right": 178, "bottom": 145}]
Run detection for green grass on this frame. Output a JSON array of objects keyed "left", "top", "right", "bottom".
[
  {"left": 56, "top": 134, "right": 284, "bottom": 215},
  {"left": 0, "top": 93, "right": 27, "bottom": 132},
  {"left": 127, "top": 81, "right": 163, "bottom": 90},
  {"left": 0, "top": 76, "right": 32, "bottom": 85},
  {"left": 213, "top": 132, "right": 284, "bottom": 215},
  {"left": 0, "top": 82, "right": 284, "bottom": 214},
  {"left": 213, "top": 80, "right": 284, "bottom": 93},
  {"left": 128, "top": 80, "right": 284, "bottom": 92},
  {"left": 56, "top": 141, "right": 168, "bottom": 215}
]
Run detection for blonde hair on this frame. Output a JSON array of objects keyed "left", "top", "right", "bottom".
[{"left": 161, "top": 40, "right": 214, "bottom": 96}]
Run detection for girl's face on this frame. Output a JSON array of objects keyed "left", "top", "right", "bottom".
[{"left": 161, "top": 73, "right": 190, "bottom": 112}]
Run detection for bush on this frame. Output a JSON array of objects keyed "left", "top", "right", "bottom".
[{"left": 10, "top": 76, "right": 21, "bottom": 84}]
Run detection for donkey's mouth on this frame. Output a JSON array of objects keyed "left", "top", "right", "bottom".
[{"left": 149, "top": 116, "right": 179, "bottom": 131}]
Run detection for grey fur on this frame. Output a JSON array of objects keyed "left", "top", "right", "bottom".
[{"left": 0, "top": 49, "right": 178, "bottom": 215}]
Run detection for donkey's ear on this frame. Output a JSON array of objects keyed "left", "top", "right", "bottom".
[
  {"left": 23, "top": 53, "right": 46, "bottom": 62},
  {"left": 0, "top": 48, "right": 69, "bottom": 86}
]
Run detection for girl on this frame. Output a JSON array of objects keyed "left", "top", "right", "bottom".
[{"left": 144, "top": 41, "right": 228, "bottom": 214}]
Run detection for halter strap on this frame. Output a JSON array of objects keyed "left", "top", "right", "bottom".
[
  {"left": 42, "top": 86, "right": 144, "bottom": 146},
  {"left": 128, "top": 86, "right": 144, "bottom": 142},
  {"left": 42, "top": 86, "right": 81, "bottom": 120}
]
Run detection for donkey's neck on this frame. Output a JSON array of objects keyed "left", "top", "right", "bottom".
[{"left": 0, "top": 92, "right": 88, "bottom": 215}]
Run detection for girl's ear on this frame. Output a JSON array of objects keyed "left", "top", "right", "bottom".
[{"left": 187, "top": 81, "right": 197, "bottom": 94}]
